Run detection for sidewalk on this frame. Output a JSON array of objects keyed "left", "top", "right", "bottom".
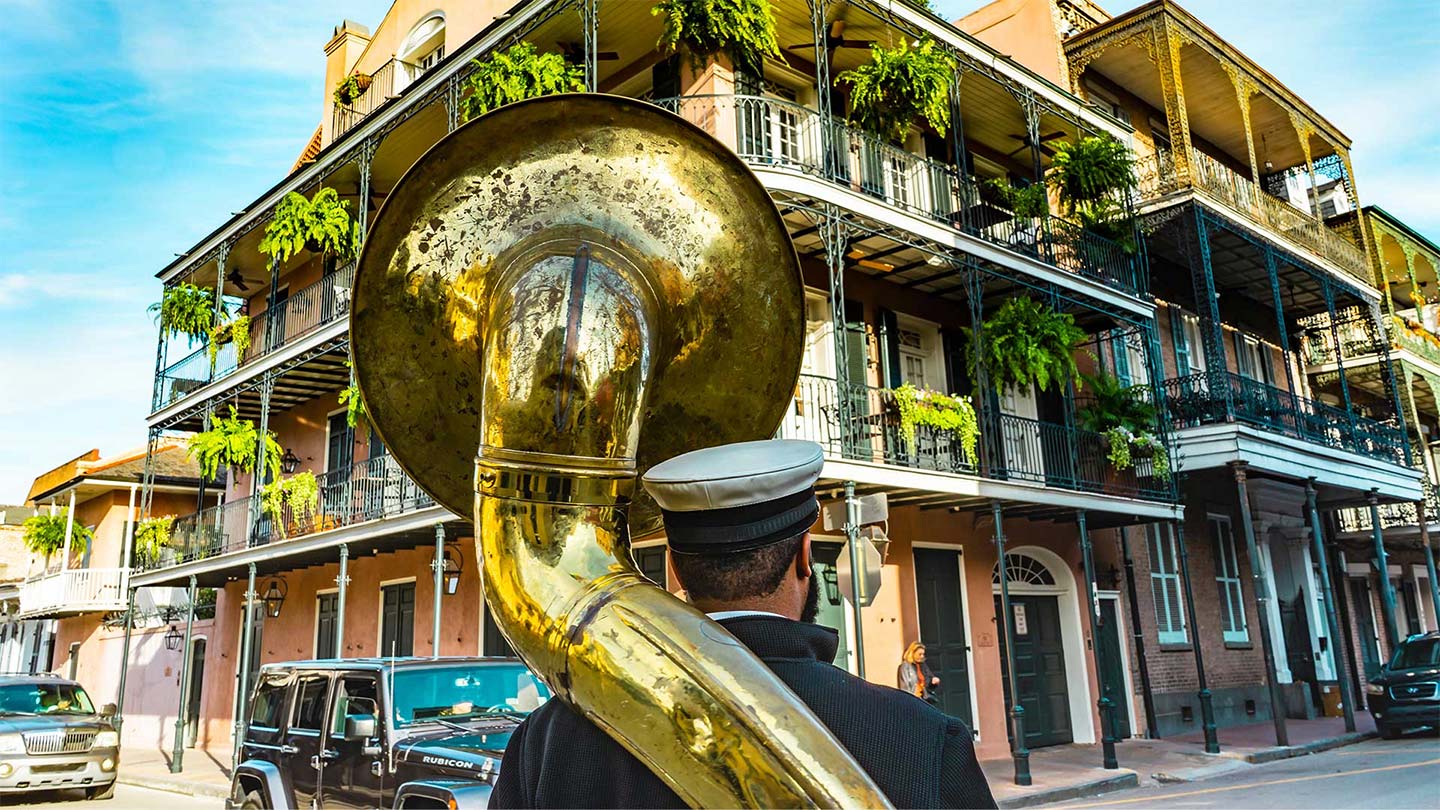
[
  {"left": 981, "top": 714, "right": 1377, "bottom": 808},
  {"left": 118, "top": 747, "right": 232, "bottom": 800}
]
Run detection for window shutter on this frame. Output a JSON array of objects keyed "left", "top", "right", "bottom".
[
  {"left": 878, "top": 308, "right": 902, "bottom": 389},
  {"left": 844, "top": 299, "right": 869, "bottom": 417},
  {"left": 942, "top": 329, "right": 972, "bottom": 397},
  {"left": 652, "top": 56, "right": 680, "bottom": 100},
  {"left": 1171, "top": 309, "right": 1191, "bottom": 377}
]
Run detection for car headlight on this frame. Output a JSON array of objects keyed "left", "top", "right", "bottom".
[
  {"left": 93, "top": 731, "right": 119, "bottom": 748},
  {"left": 1365, "top": 683, "right": 1386, "bottom": 695},
  {"left": 0, "top": 736, "right": 22, "bottom": 755}
]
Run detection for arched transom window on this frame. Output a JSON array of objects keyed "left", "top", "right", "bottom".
[{"left": 991, "top": 552, "right": 1056, "bottom": 586}]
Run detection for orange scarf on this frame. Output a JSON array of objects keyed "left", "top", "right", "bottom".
[{"left": 912, "top": 663, "right": 925, "bottom": 698}]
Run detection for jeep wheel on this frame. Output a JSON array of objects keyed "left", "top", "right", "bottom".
[
  {"left": 86, "top": 782, "right": 116, "bottom": 800},
  {"left": 239, "top": 789, "right": 269, "bottom": 809}
]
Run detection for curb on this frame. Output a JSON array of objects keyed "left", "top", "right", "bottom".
[
  {"left": 117, "top": 771, "right": 231, "bottom": 800},
  {"left": 1238, "top": 730, "right": 1376, "bottom": 764},
  {"left": 997, "top": 771, "right": 1140, "bottom": 809}
]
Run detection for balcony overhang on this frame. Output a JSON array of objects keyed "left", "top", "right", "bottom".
[
  {"left": 1171, "top": 422, "right": 1423, "bottom": 503},
  {"left": 129, "top": 505, "right": 464, "bottom": 589},
  {"left": 817, "top": 458, "right": 1181, "bottom": 526}
]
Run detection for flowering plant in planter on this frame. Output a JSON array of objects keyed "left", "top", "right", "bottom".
[
  {"left": 1077, "top": 371, "right": 1170, "bottom": 482},
  {"left": 333, "top": 72, "right": 372, "bottom": 107},
  {"left": 892, "top": 383, "right": 980, "bottom": 466}
]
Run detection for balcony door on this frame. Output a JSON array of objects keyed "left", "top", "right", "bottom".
[
  {"left": 999, "top": 384, "right": 1044, "bottom": 481},
  {"left": 325, "top": 411, "right": 355, "bottom": 523}
]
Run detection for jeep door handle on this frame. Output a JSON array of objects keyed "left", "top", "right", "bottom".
[
  {"left": 370, "top": 761, "right": 383, "bottom": 778},
  {"left": 279, "top": 745, "right": 299, "bottom": 755}
]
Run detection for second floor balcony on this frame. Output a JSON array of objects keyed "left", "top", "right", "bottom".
[
  {"left": 138, "top": 454, "right": 434, "bottom": 574},
  {"left": 1137, "top": 149, "right": 1369, "bottom": 284},
  {"left": 18, "top": 568, "right": 128, "bottom": 619}
]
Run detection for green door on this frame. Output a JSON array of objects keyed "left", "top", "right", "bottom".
[
  {"left": 811, "top": 543, "right": 853, "bottom": 673},
  {"left": 996, "top": 594, "right": 1073, "bottom": 748},
  {"left": 914, "top": 548, "right": 974, "bottom": 726},
  {"left": 1097, "top": 598, "right": 1131, "bottom": 739}
]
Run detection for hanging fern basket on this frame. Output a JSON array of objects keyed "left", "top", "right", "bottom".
[
  {"left": 652, "top": 0, "right": 781, "bottom": 77},
  {"left": 837, "top": 38, "right": 956, "bottom": 144},
  {"left": 458, "top": 42, "right": 585, "bottom": 123}
]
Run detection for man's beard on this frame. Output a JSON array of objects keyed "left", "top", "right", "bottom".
[{"left": 800, "top": 573, "right": 821, "bottom": 624}]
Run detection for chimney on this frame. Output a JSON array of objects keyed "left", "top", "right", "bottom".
[{"left": 322, "top": 20, "right": 373, "bottom": 147}]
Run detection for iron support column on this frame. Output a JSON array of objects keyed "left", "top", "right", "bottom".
[
  {"left": 1077, "top": 511, "right": 1118, "bottom": 768},
  {"left": 432, "top": 523, "right": 445, "bottom": 658},
  {"left": 807, "top": 0, "right": 833, "bottom": 175},
  {"left": 335, "top": 544, "right": 349, "bottom": 658},
  {"left": 843, "top": 481, "right": 866, "bottom": 679},
  {"left": 1367, "top": 490, "right": 1402, "bottom": 652},
  {"left": 171, "top": 576, "right": 198, "bottom": 773},
  {"left": 580, "top": 0, "right": 600, "bottom": 92},
  {"left": 1263, "top": 249, "right": 1297, "bottom": 400},
  {"left": 1232, "top": 462, "right": 1288, "bottom": 746},
  {"left": 1321, "top": 280, "right": 1355, "bottom": 423},
  {"left": 1306, "top": 480, "right": 1354, "bottom": 732},
  {"left": 1372, "top": 300, "right": 1413, "bottom": 466},
  {"left": 1190, "top": 210, "right": 1229, "bottom": 419},
  {"left": 1173, "top": 519, "right": 1220, "bottom": 752},
  {"left": 821, "top": 215, "right": 852, "bottom": 452},
  {"left": 1117, "top": 527, "right": 1158, "bottom": 738},
  {"left": 993, "top": 501, "right": 1031, "bottom": 785},
  {"left": 234, "top": 563, "right": 258, "bottom": 768},
  {"left": 1421, "top": 517, "right": 1440, "bottom": 632},
  {"left": 114, "top": 588, "right": 137, "bottom": 732}
]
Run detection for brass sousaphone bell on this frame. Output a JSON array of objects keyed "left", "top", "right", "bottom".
[{"left": 351, "top": 95, "right": 890, "bottom": 808}]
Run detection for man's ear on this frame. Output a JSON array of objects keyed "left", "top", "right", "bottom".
[{"left": 796, "top": 533, "right": 813, "bottom": 578}]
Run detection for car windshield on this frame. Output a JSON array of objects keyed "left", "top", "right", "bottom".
[
  {"left": 0, "top": 682, "right": 96, "bottom": 716},
  {"left": 389, "top": 663, "right": 550, "bottom": 727},
  {"left": 1390, "top": 638, "right": 1440, "bottom": 670}
]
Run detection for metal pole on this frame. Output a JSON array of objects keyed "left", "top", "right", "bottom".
[
  {"left": 1077, "top": 511, "right": 1117, "bottom": 768},
  {"left": 1306, "top": 480, "right": 1354, "bottom": 733},
  {"left": 61, "top": 489, "right": 76, "bottom": 570},
  {"left": 1421, "top": 518, "right": 1440, "bottom": 632},
  {"left": 992, "top": 501, "right": 1031, "bottom": 785},
  {"left": 844, "top": 481, "right": 866, "bottom": 680},
  {"left": 171, "top": 576, "right": 198, "bottom": 773},
  {"left": 114, "top": 588, "right": 137, "bottom": 733},
  {"left": 1232, "top": 462, "right": 1288, "bottom": 746},
  {"left": 234, "top": 563, "right": 258, "bottom": 767},
  {"left": 432, "top": 523, "right": 445, "bottom": 658},
  {"left": 335, "top": 544, "right": 349, "bottom": 658},
  {"left": 1173, "top": 520, "right": 1220, "bottom": 753},
  {"left": 122, "top": 484, "right": 138, "bottom": 570},
  {"left": 1117, "top": 527, "right": 1158, "bottom": 738},
  {"left": 1367, "top": 490, "right": 1402, "bottom": 651}
]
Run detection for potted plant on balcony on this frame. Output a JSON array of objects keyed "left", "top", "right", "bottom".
[
  {"left": 837, "top": 38, "right": 955, "bottom": 144},
  {"left": 458, "top": 42, "right": 585, "bottom": 124},
  {"left": 259, "top": 187, "right": 359, "bottom": 266},
  {"left": 1047, "top": 136, "right": 1138, "bottom": 255},
  {"left": 1076, "top": 371, "right": 1170, "bottom": 482},
  {"left": 20, "top": 512, "right": 93, "bottom": 569},
  {"left": 891, "top": 383, "right": 980, "bottom": 467},
  {"left": 967, "top": 296, "right": 1086, "bottom": 394},
  {"left": 186, "top": 405, "right": 282, "bottom": 482},
  {"left": 260, "top": 471, "right": 320, "bottom": 540},
  {"left": 133, "top": 516, "right": 174, "bottom": 568},
  {"left": 652, "top": 0, "right": 780, "bottom": 78},
  {"left": 149, "top": 283, "right": 225, "bottom": 346},
  {"left": 332, "top": 72, "right": 372, "bottom": 108},
  {"left": 206, "top": 314, "right": 252, "bottom": 372}
]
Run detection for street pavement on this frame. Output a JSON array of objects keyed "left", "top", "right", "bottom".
[
  {"left": 0, "top": 783, "right": 217, "bottom": 808},
  {"left": 1053, "top": 732, "right": 1440, "bottom": 809}
]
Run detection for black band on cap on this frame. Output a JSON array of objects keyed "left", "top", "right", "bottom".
[{"left": 663, "top": 488, "right": 820, "bottom": 555}]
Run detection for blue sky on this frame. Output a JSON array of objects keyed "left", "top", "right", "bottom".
[{"left": 0, "top": 0, "right": 1436, "bottom": 502}]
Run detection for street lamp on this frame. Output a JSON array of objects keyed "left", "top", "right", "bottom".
[
  {"left": 261, "top": 578, "right": 288, "bottom": 618},
  {"left": 281, "top": 449, "right": 301, "bottom": 475},
  {"left": 443, "top": 547, "right": 463, "bottom": 595},
  {"left": 164, "top": 624, "right": 183, "bottom": 652}
]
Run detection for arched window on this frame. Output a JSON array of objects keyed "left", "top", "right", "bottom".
[
  {"left": 991, "top": 552, "right": 1056, "bottom": 587},
  {"left": 397, "top": 13, "right": 446, "bottom": 89}
]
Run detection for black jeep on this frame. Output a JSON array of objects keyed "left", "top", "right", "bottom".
[{"left": 228, "top": 657, "right": 550, "bottom": 809}]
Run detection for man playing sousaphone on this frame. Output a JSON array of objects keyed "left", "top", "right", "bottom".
[{"left": 491, "top": 440, "right": 996, "bottom": 809}]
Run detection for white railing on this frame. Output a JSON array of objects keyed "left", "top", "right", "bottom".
[{"left": 18, "top": 568, "right": 128, "bottom": 618}]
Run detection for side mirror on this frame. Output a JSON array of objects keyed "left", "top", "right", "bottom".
[
  {"left": 100, "top": 704, "right": 117, "bottom": 718},
  {"left": 344, "top": 714, "right": 377, "bottom": 741}
]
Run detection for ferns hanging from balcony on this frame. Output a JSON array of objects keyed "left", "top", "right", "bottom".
[
  {"left": 653, "top": 0, "right": 780, "bottom": 78},
  {"left": 1048, "top": 136, "right": 1138, "bottom": 252},
  {"left": 259, "top": 188, "right": 358, "bottom": 266},
  {"left": 149, "top": 283, "right": 225, "bottom": 345},
  {"left": 206, "top": 314, "right": 251, "bottom": 371},
  {"left": 186, "top": 405, "right": 282, "bottom": 481},
  {"left": 21, "top": 512, "right": 92, "bottom": 564},
  {"left": 458, "top": 42, "right": 585, "bottom": 123},
  {"left": 133, "top": 516, "right": 174, "bottom": 567},
  {"left": 966, "top": 297, "right": 1086, "bottom": 393},
  {"left": 260, "top": 471, "right": 320, "bottom": 539},
  {"left": 1076, "top": 371, "right": 1170, "bottom": 481},
  {"left": 838, "top": 38, "right": 955, "bottom": 144}
]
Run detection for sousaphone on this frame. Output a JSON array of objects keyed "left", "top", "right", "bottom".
[{"left": 351, "top": 94, "right": 890, "bottom": 808}]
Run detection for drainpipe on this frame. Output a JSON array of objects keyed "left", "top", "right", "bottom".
[
  {"left": 335, "top": 544, "right": 349, "bottom": 658},
  {"left": 1232, "top": 462, "right": 1289, "bottom": 746},
  {"left": 432, "top": 523, "right": 445, "bottom": 658},
  {"left": 1173, "top": 519, "right": 1219, "bottom": 753},
  {"left": 1077, "top": 511, "right": 1117, "bottom": 769},
  {"left": 170, "top": 576, "right": 197, "bottom": 773},
  {"left": 121, "top": 484, "right": 138, "bottom": 583},
  {"left": 992, "top": 501, "right": 1031, "bottom": 786},
  {"left": 1306, "top": 480, "right": 1354, "bottom": 733},
  {"left": 1117, "top": 527, "right": 1158, "bottom": 738}
]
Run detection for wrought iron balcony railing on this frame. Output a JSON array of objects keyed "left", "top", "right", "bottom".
[
  {"left": 153, "top": 263, "right": 356, "bottom": 411},
  {"left": 1135, "top": 149, "right": 1370, "bottom": 284},
  {"left": 780, "top": 374, "right": 1171, "bottom": 501},
  {"left": 1336, "top": 488, "right": 1440, "bottom": 534},
  {"left": 653, "top": 94, "right": 1143, "bottom": 297},
  {"left": 139, "top": 454, "right": 434, "bottom": 573},
  {"left": 18, "top": 568, "right": 128, "bottom": 618},
  {"left": 332, "top": 59, "right": 433, "bottom": 138},
  {"left": 1161, "top": 370, "right": 1408, "bottom": 465}
]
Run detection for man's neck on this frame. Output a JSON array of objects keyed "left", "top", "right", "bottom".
[{"left": 691, "top": 597, "right": 799, "bottom": 621}]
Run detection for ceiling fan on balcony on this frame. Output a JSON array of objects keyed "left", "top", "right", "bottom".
[
  {"left": 226, "top": 267, "right": 250, "bottom": 292},
  {"left": 1006, "top": 130, "right": 1067, "bottom": 159},
  {"left": 785, "top": 19, "right": 878, "bottom": 58},
  {"left": 557, "top": 41, "right": 619, "bottom": 62}
]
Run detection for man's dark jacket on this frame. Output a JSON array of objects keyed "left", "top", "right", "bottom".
[{"left": 490, "top": 615, "right": 997, "bottom": 809}]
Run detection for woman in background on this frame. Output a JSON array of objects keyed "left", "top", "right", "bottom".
[{"left": 898, "top": 641, "right": 940, "bottom": 705}]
